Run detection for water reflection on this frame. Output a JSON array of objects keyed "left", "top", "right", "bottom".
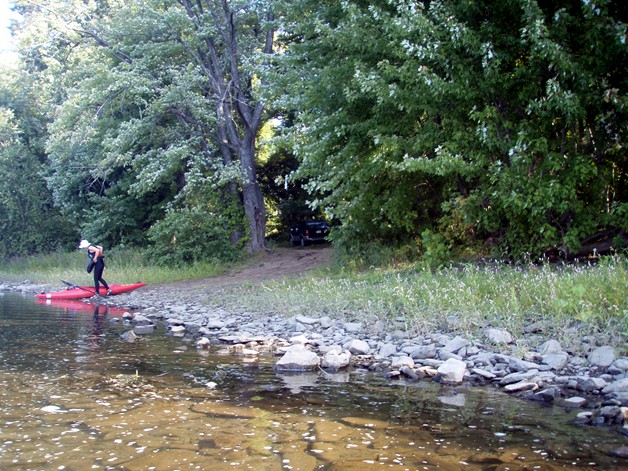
[{"left": 0, "top": 293, "right": 625, "bottom": 470}]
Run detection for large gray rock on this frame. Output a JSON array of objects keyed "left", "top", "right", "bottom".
[
  {"left": 343, "top": 322, "right": 363, "bottom": 333},
  {"left": 609, "top": 358, "right": 628, "bottom": 375},
  {"left": 441, "top": 336, "right": 469, "bottom": 354},
  {"left": 120, "top": 330, "right": 138, "bottom": 342},
  {"left": 133, "top": 324, "right": 155, "bottom": 335},
  {"left": 538, "top": 339, "right": 563, "bottom": 355},
  {"left": 346, "top": 339, "right": 370, "bottom": 355},
  {"left": 391, "top": 356, "right": 415, "bottom": 369},
  {"left": 170, "top": 325, "right": 185, "bottom": 334},
  {"left": 603, "top": 378, "right": 628, "bottom": 395},
  {"left": 321, "top": 350, "right": 351, "bottom": 371},
  {"left": 579, "top": 377, "right": 607, "bottom": 392},
  {"left": 508, "top": 357, "right": 540, "bottom": 372},
  {"left": 504, "top": 381, "right": 537, "bottom": 393},
  {"left": 205, "top": 319, "right": 226, "bottom": 329},
  {"left": 542, "top": 352, "right": 569, "bottom": 371},
  {"left": 500, "top": 369, "right": 540, "bottom": 386},
  {"left": 378, "top": 343, "right": 397, "bottom": 358},
  {"left": 274, "top": 345, "right": 320, "bottom": 372},
  {"left": 132, "top": 314, "right": 153, "bottom": 326},
  {"left": 165, "top": 317, "right": 185, "bottom": 326},
  {"left": 436, "top": 358, "right": 467, "bottom": 383},
  {"left": 294, "top": 314, "right": 318, "bottom": 325},
  {"left": 486, "top": 328, "right": 513, "bottom": 344},
  {"left": 407, "top": 344, "right": 437, "bottom": 360},
  {"left": 562, "top": 396, "right": 587, "bottom": 408},
  {"left": 472, "top": 368, "right": 496, "bottom": 380},
  {"left": 588, "top": 346, "right": 617, "bottom": 368}
]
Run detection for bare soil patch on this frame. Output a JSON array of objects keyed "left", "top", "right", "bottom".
[{"left": 167, "top": 246, "right": 333, "bottom": 291}]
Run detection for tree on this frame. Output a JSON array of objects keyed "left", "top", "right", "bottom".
[
  {"left": 273, "top": 0, "right": 626, "bottom": 259},
  {"left": 19, "top": 0, "right": 275, "bottom": 254},
  {"left": 175, "top": 0, "right": 275, "bottom": 252},
  {"left": 0, "top": 66, "right": 77, "bottom": 258}
]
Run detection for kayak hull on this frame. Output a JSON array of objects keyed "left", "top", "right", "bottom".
[{"left": 35, "top": 282, "right": 147, "bottom": 300}]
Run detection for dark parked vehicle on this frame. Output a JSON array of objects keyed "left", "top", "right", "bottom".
[{"left": 289, "top": 219, "right": 329, "bottom": 246}]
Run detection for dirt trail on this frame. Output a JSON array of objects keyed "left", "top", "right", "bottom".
[{"left": 167, "top": 246, "right": 333, "bottom": 291}]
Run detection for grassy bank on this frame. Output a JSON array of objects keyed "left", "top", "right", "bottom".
[
  {"left": 228, "top": 257, "right": 628, "bottom": 355},
  {"left": 0, "top": 249, "right": 229, "bottom": 286},
  {"left": 2, "top": 250, "right": 626, "bottom": 355}
]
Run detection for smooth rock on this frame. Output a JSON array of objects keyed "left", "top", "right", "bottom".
[
  {"left": 294, "top": 315, "right": 318, "bottom": 325},
  {"left": 196, "top": 337, "right": 211, "bottom": 349},
  {"left": 165, "top": 318, "right": 185, "bottom": 326},
  {"left": 588, "top": 346, "right": 617, "bottom": 368},
  {"left": 391, "top": 356, "right": 415, "bottom": 369},
  {"left": 538, "top": 339, "right": 562, "bottom": 355},
  {"left": 407, "top": 344, "right": 437, "bottom": 359},
  {"left": 579, "top": 377, "right": 607, "bottom": 392},
  {"left": 486, "top": 328, "right": 513, "bottom": 344},
  {"left": 442, "top": 336, "right": 469, "bottom": 354},
  {"left": 500, "top": 370, "right": 539, "bottom": 386},
  {"left": 472, "top": 368, "right": 496, "bottom": 380},
  {"left": 610, "top": 358, "right": 628, "bottom": 373},
  {"left": 439, "top": 351, "right": 463, "bottom": 361},
  {"left": 133, "top": 324, "right": 155, "bottom": 335},
  {"left": 542, "top": 352, "right": 569, "bottom": 371},
  {"left": 504, "top": 381, "right": 537, "bottom": 393},
  {"left": 378, "top": 343, "right": 397, "bottom": 358},
  {"left": 133, "top": 314, "right": 153, "bottom": 325},
  {"left": 290, "top": 334, "right": 309, "bottom": 345},
  {"left": 562, "top": 396, "right": 587, "bottom": 408},
  {"left": 346, "top": 339, "right": 370, "bottom": 355},
  {"left": 274, "top": 345, "right": 320, "bottom": 372},
  {"left": 343, "top": 322, "right": 363, "bottom": 333},
  {"left": 205, "top": 319, "right": 226, "bottom": 329},
  {"left": 120, "top": 330, "right": 138, "bottom": 342},
  {"left": 321, "top": 350, "right": 351, "bottom": 371},
  {"left": 436, "top": 358, "right": 467, "bottom": 383},
  {"left": 508, "top": 357, "right": 539, "bottom": 373},
  {"left": 603, "top": 378, "right": 628, "bottom": 394},
  {"left": 400, "top": 366, "right": 422, "bottom": 380},
  {"left": 534, "top": 388, "right": 557, "bottom": 402}
]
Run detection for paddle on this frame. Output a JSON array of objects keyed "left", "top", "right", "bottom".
[{"left": 60, "top": 280, "right": 96, "bottom": 296}]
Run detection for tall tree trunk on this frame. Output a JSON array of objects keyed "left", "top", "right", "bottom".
[{"left": 240, "top": 129, "right": 266, "bottom": 252}]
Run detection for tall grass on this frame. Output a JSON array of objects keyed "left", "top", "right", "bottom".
[
  {"left": 0, "top": 248, "right": 228, "bottom": 286},
  {"left": 230, "top": 257, "right": 627, "bottom": 353}
]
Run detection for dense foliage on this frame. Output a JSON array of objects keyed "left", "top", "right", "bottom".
[
  {"left": 0, "top": 0, "right": 625, "bottom": 262},
  {"left": 4, "top": 0, "right": 274, "bottom": 259},
  {"left": 0, "top": 67, "right": 77, "bottom": 257},
  {"left": 273, "top": 0, "right": 626, "bottom": 259}
]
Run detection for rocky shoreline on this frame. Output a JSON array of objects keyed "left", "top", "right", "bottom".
[{"left": 5, "top": 280, "right": 628, "bottom": 446}]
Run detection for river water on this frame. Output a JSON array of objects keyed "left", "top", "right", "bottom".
[{"left": 0, "top": 293, "right": 626, "bottom": 470}]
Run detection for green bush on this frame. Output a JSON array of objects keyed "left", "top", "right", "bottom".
[
  {"left": 420, "top": 229, "right": 451, "bottom": 269},
  {"left": 147, "top": 208, "right": 241, "bottom": 266}
]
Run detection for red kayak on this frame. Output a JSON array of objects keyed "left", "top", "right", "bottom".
[{"left": 35, "top": 282, "right": 147, "bottom": 300}]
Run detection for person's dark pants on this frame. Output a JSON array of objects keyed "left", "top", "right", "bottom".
[{"left": 93, "top": 259, "right": 110, "bottom": 294}]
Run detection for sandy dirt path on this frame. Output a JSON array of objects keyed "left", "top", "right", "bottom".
[{"left": 164, "top": 246, "right": 333, "bottom": 291}]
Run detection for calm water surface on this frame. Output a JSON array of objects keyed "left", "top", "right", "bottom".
[{"left": 0, "top": 293, "right": 626, "bottom": 470}]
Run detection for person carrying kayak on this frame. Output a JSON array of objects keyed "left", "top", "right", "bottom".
[{"left": 79, "top": 239, "right": 112, "bottom": 296}]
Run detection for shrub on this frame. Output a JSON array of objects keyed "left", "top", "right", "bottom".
[{"left": 147, "top": 208, "right": 241, "bottom": 266}]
